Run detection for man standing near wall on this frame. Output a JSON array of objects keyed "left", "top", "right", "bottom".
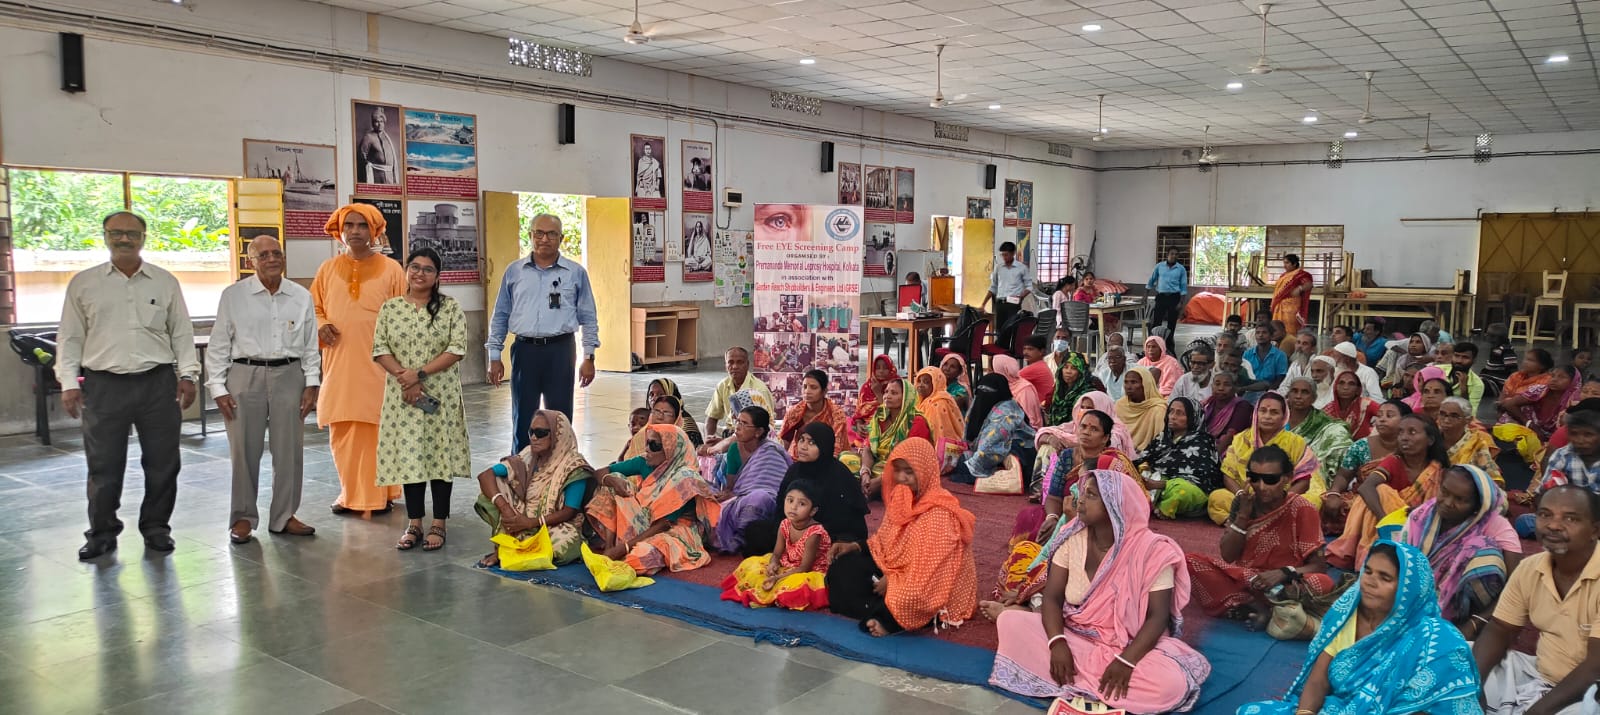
[
  {"left": 1146, "top": 248, "right": 1187, "bottom": 351},
  {"left": 487, "top": 214, "right": 598, "bottom": 451},
  {"left": 982, "top": 241, "right": 1031, "bottom": 345},
  {"left": 57, "top": 211, "right": 200, "bottom": 560},
  {"left": 208, "top": 236, "right": 321, "bottom": 544}
]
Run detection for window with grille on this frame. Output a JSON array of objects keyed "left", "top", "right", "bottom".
[
  {"left": 1035, "top": 223, "right": 1072, "bottom": 284},
  {"left": 1189, "top": 224, "right": 1344, "bottom": 288},
  {"left": 1155, "top": 225, "right": 1194, "bottom": 274}
]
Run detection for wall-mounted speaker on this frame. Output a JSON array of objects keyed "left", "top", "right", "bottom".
[
  {"left": 556, "top": 103, "right": 575, "bottom": 145},
  {"left": 60, "top": 33, "right": 85, "bottom": 94},
  {"left": 983, "top": 164, "right": 997, "bottom": 190},
  {"left": 820, "top": 141, "right": 834, "bottom": 173}
]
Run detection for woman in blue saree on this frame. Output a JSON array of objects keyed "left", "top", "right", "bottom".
[{"left": 1238, "top": 540, "right": 1482, "bottom": 715}]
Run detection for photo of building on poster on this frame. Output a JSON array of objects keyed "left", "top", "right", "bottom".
[
  {"left": 681, "top": 139, "right": 713, "bottom": 212},
  {"left": 864, "top": 222, "right": 895, "bottom": 277},
  {"left": 350, "top": 196, "right": 405, "bottom": 262},
  {"left": 682, "top": 212, "right": 713, "bottom": 282},
  {"left": 353, "top": 100, "right": 404, "bottom": 196},
  {"left": 244, "top": 139, "right": 337, "bottom": 238},
  {"left": 404, "top": 109, "right": 478, "bottom": 199},
  {"left": 631, "top": 134, "right": 667, "bottom": 210},
  {"left": 837, "top": 162, "right": 861, "bottom": 205},
  {"left": 631, "top": 209, "right": 665, "bottom": 282},
  {"left": 894, "top": 167, "right": 914, "bottom": 224},
  {"left": 405, "top": 199, "right": 480, "bottom": 284},
  {"left": 863, "top": 165, "right": 894, "bottom": 222},
  {"left": 967, "top": 196, "right": 992, "bottom": 219}
]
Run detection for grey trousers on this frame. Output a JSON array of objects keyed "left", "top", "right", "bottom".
[
  {"left": 81, "top": 365, "right": 182, "bottom": 541},
  {"left": 225, "top": 363, "right": 306, "bottom": 531}
]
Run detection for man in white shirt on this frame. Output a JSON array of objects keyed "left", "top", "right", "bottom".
[
  {"left": 1172, "top": 346, "right": 1215, "bottom": 404},
  {"left": 1332, "top": 341, "right": 1385, "bottom": 400},
  {"left": 57, "top": 212, "right": 201, "bottom": 560},
  {"left": 983, "top": 241, "right": 1031, "bottom": 346},
  {"left": 1092, "top": 346, "right": 1130, "bottom": 400},
  {"left": 208, "top": 236, "right": 321, "bottom": 545},
  {"left": 1283, "top": 329, "right": 1318, "bottom": 384}
]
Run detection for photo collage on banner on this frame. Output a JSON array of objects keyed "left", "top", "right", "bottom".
[
  {"left": 966, "top": 196, "right": 992, "bottom": 219},
  {"left": 243, "top": 140, "right": 336, "bottom": 239},
  {"left": 893, "top": 167, "right": 914, "bottom": 224},
  {"left": 836, "top": 163, "right": 861, "bottom": 206},
  {"left": 630, "top": 133, "right": 667, "bottom": 282},
  {"left": 752, "top": 204, "right": 864, "bottom": 416},
  {"left": 681, "top": 139, "right": 714, "bottom": 282},
  {"left": 713, "top": 229, "right": 753, "bottom": 308},
  {"left": 350, "top": 100, "right": 482, "bottom": 283}
]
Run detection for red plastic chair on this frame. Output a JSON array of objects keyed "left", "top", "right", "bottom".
[
  {"left": 981, "top": 315, "right": 1038, "bottom": 365},
  {"left": 932, "top": 317, "right": 989, "bottom": 386}
]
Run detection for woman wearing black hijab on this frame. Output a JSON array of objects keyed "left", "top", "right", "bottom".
[
  {"left": 740, "top": 421, "right": 869, "bottom": 557},
  {"left": 964, "top": 372, "right": 1014, "bottom": 444}
]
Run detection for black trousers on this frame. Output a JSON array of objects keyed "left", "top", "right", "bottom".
[
  {"left": 510, "top": 336, "right": 576, "bottom": 452},
  {"left": 1152, "top": 292, "right": 1182, "bottom": 350},
  {"left": 994, "top": 300, "right": 1021, "bottom": 353},
  {"left": 403, "top": 480, "right": 453, "bottom": 520},
  {"left": 825, "top": 550, "right": 907, "bottom": 633},
  {"left": 81, "top": 365, "right": 182, "bottom": 542}
]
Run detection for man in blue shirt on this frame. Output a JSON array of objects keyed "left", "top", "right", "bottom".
[
  {"left": 486, "top": 214, "right": 599, "bottom": 451},
  {"left": 1353, "top": 318, "right": 1389, "bottom": 366},
  {"left": 1243, "top": 323, "right": 1289, "bottom": 389},
  {"left": 984, "top": 241, "right": 1031, "bottom": 348},
  {"left": 1146, "top": 248, "right": 1187, "bottom": 352}
]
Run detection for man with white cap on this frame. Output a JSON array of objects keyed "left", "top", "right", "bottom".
[{"left": 1332, "top": 341, "right": 1384, "bottom": 401}]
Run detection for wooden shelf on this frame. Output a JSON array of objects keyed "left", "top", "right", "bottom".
[{"left": 631, "top": 304, "right": 699, "bottom": 370}]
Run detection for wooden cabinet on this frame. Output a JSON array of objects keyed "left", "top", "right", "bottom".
[{"left": 630, "top": 304, "right": 699, "bottom": 369}]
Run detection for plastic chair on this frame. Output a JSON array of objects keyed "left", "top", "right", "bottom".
[
  {"left": 982, "top": 315, "right": 1038, "bottom": 364},
  {"left": 1061, "top": 300, "right": 1094, "bottom": 354},
  {"left": 933, "top": 317, "right": 990, "bottom": 386}
]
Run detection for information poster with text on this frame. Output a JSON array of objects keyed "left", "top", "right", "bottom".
[{"left": 753, "top": 204, "right": 864, "bottom": 417}]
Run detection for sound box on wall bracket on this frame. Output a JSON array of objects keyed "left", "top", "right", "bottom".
[
  {"left": 820, "top": 141, "right": 835, "bottom": 173},
  {"left": 557, "top": 103, "right": 576, "bottom": 145},
  {"left": 983, "top": 164, "right": 997, "bottom": 190},
  {"left": 60, "top": 33, "right": 85, "bottom": 94}
]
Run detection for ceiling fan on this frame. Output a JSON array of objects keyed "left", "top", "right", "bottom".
[
  {"left": 1248, "top": 3, "right": 1343, "bottom": 75},
  {"left": 1356, "top": 71, "right": 1425, "bottom": 124},
  {"left": 1417, "top": 113, "right": 1454, "bottom": 153},
  {"left": 1092, "top": 94, "right": 1106, "bottom": 141},
  {"left": 1197, "top": 125, "right": 1219, "bottom": 163},
  {"left": 622, "top": 0, "right": 649, "bottom": 44},
  {"left": 929, "top": 44, "right": 949, "bottom": 108}
]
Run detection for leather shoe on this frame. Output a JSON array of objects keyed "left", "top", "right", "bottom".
[
  {"left": 78, "top": 539, "right": 116, "bottom": 561},
  {"left": 144, "top": 534, "right": 176, "bottom": 553},
  {"left": 270, "top": 517, "right": 316, "bottom": 536},
  {"left": 229, "top": 520, "right": 253, "bottom": 545}
]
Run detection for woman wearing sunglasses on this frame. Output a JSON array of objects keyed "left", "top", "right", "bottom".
[
  {"left": 1210, "top": 392, "right": 1320, "bottom": 526},
  {"left": 473, "top": 411, "right": 595, "bottom": 568},
  {"left": 587, "top": 424, "right": 720, "bottom": 574},
  {"left": 1327, "top": 412, "right": 1451, "bottom": 570},
  {"left": 1186, "top": 444, "right": 1336, "bottom": 629}
]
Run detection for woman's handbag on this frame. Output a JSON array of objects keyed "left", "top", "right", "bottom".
[
  {"left": 1267, "top": 572, "right": 1357, "bottom": 641},
  {"left": 975, "top": 454, "right": 1027, "bottom": 495}
]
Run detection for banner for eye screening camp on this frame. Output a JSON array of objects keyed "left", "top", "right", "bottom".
[{"left": 752, "top": 204, "right": 865, "bottom": 418}]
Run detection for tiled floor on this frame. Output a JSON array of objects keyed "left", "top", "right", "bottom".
[{"left": 0, "top": 364, "right": 1036, "bottom": 715}]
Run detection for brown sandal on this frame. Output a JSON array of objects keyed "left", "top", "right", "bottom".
[
  {"left": 422, "top": 524, "right": 447, "bottom": 551},
  {"left": 396, "top": 524, "right": 423, "bottom": 550}
]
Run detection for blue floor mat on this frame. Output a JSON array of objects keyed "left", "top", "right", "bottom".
[{"left": 482, "top": 562, "right": 1306, "bottom": 713}]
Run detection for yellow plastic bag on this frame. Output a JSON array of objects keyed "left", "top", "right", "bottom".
[
  {"left": 491, "top": 527, "right": 555, "bottom": 572},
  {"left": 1492, "top": 423, "right": 1545, "bottom": 470},
  {"left": 580, "top": 543, "right": 654, "bottom": 592}
]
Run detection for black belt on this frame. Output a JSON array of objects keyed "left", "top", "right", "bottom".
[
  {"left": 233, "top": 357, "right": 299, "bottom": 367},
  {"left": 516, "top": 333, "right": 574, "bottom": 346},
  {"left": 83, "top": 364, "right": 174, "bottom": 377}
]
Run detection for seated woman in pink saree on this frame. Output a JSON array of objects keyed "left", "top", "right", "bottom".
[{"left": 990, "top": 469, "right": 1212, "bottom": 712}]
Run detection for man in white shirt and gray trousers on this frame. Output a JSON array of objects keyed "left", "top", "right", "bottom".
[
  {"left": 207, "top": 235, "right": 321, "bottom": 545},
  {"left": 57, "top": 212, "right": 201, "bottom": 560}
]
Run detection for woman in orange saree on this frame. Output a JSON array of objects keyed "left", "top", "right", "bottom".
[
  {"left": 1271, "top": 254, "right": 1315, "bottom": 337},
  {"left": 1325, "top": 413, "right": 1450, "bottom": 570},
  {"left": 587, "top": 424, "right": 721, "bottom": 574}
]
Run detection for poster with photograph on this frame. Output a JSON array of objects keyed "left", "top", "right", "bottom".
[
  {"left": 403, "top": 109, "right": 478, "bottom": 199},
  {"left": 404, "top": 199, "right": 480, "bottom": 284},
  {"left": 630, "top": 134, "right": 667, "bottom": 211},
  {"left": 682, "top": 212, "right": 714, "bottom": 282},
  {"left": 1016, "top": 227, "right": 1033, "bottom": 268},
  {"left": 244, "top": 140, "right": 336, "bottom": 238},
  {"left": 863, "top": 165, "right": 894, "bottom": 223},
  {"left": 752, "top": 203, "right": 864, "bottom": 416},
  {"left": 864, "top": 222, "right": 895, "bottom": 278},
  {"left": 894, "top": 167, "right": 915, "bottom": 224},
  {"left": 234, "top": 226, "right": 280, "bottom": 277},
  {"left": 350, "top": 196, "right": 405, "bottom": 262},
  {"left": 353, "top": 100, "right": 405, "bottom": 196},
  {"left": 681, "top": 140, "right": 713, "bottom": 212},
  {"left": 836, "top": 162, "right": 861, "bottom": 205},
  {"left": 631, "top": 210, "right": 666, "bottom": 282},
  {"left": 1018, "top": 180, "right": 1034, "bottom": 228},
  {"left": 713, "top": 229, "right": 752, "bottom": 307},
  {"left": 1003, "top": 179, "right": 1021, "bottom": 227},
  {"left": 966, "top": 196, "right": 992, "bottom": 219}
]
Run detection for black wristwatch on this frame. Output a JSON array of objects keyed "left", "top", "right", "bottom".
[{"left": 416, "top": 368, "right": 428, "bottom": 382}]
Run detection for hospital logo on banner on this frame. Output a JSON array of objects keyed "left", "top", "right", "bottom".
[{"left": 824, "top": 208, "right": 861, "bottom": 243}]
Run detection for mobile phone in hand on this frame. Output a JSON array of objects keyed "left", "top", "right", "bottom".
[{"left": 414, "top": 393, "right": 440, "bottom": 414}]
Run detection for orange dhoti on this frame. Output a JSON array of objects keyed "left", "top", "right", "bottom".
[{"left": 328, "top": 421, "right": 401, "bottom": 511}]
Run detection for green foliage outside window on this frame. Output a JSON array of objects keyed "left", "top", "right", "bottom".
[
  {"left": 516, "top": 192, "right": 585, "bottom": 261},
  {"left": 1192, "top": 225, "right": 1266, "bottom": 286},
  {"left": 11, "top": 169, "right": 230, "bottom": 252}
]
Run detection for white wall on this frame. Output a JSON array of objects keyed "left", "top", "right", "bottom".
[{"left": 1094, "top": 132, "right": 1600, "bottom": 288}]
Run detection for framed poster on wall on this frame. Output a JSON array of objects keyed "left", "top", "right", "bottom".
[
  {"left": 681, "top": 139, "right": 714, "bottom": 212},
  {"left": 352, "top": 100, "right": 405, "bottom": 196},
  {"left": 243, "top": 139, "right": 337, "bottom": 238},
  {"left": 630, "top": 134, "right": 667, "bottom": 211},
  {"left": 404, "top": 199, "right": 480, "bottom": 284},
  {"left": 402, "top": 108, "right": 478, "bottom": 199}
]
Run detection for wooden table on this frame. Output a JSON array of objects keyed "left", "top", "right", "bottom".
[
  {"left": 861, "top": 314, "right": 958, "bottom": 374},
  {"left": 1323, "top": 289, "right": 1474, "bottom": 337},
  {"left": 1087, "top": 298, "right": 1146, "bottom": 351},
  {"left": 1222, "top": 287, "right": 1330, "bottom": 332},
  {"left": 1575, "top": 302, "right": 1600, "bottom": 348}
]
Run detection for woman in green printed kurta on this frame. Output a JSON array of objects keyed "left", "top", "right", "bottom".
[{"left": 373, "top": 248, "right": 471, "bottom": 551}]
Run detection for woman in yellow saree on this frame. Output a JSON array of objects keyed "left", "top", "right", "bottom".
[
  {"left": 1271, "top": 253, "right": 1315, "bottom": 339},
  {"left": 1325, "top": 413, "right": 1449, "bottom": 570},
  {"left": 1209, "top": 392, "right": 1320, "bottom": 525}
]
